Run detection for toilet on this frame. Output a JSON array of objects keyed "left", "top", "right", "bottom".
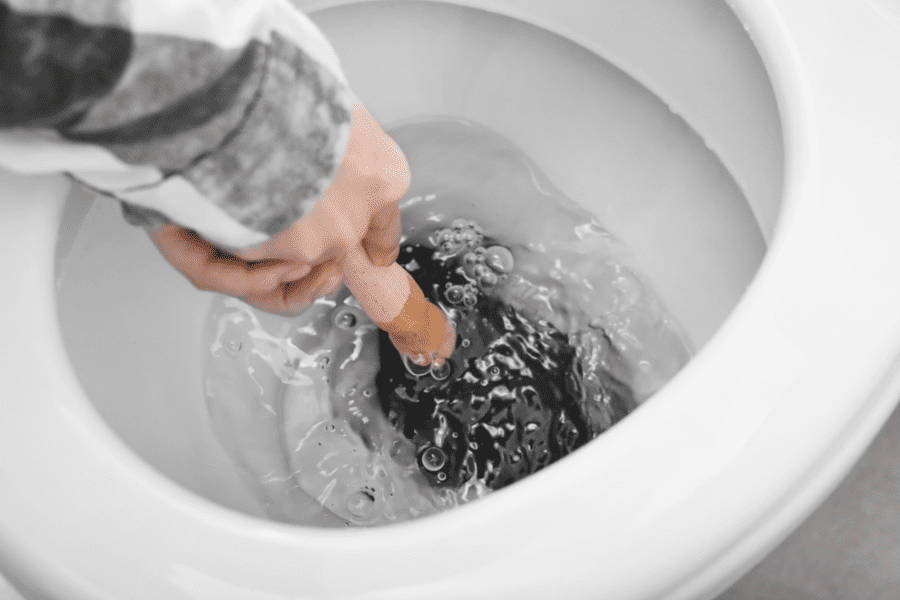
[{"left": 3, "top": 0, "right": 900, "bottom": 598}]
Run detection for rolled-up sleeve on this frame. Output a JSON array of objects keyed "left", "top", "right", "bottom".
[{"left": 0, "top": 0, "right": 352, "bottom": 249}]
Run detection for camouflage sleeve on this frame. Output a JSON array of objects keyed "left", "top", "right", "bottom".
[{"left": 0, "top": 0, "right": 352, "bottom": 249}]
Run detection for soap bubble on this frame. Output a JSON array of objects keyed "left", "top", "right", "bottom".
[
  {"left": 431, "top": 360, "right": 452, "bottom": 381},
  {"left": 445, "top": 285, "right": 466, "bottom": 305},
  {"left": 346, "top": 490, "right": 376, "bottom": 519},
  {"left": 403, "top": 354, "right": 432, "bottom": 378},
  {"left": 421, "top": 446, "right": 447, "bottom": 472},
  {"left": 479, "top": 272, "right": 499, "bottom": 287},
  {"left": 484, "top": 246, "right": 514, "bottom": 274},
  {"left": 334, "top": 310, "right": 357, "bottom": 329},
  {"left": 224, "top": 338, "right": 242, "bottom": 355}
]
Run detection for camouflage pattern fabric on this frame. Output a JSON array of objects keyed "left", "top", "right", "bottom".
[{"left": 0, "top": 0, "right": 352, "bottom": 248}]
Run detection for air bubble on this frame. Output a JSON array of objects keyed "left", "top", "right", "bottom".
[
  {"left": 334, "top": 310, "right": 357, "bottom": 329},
  {"left": 224, "top": 338, "right": 242, "bottom": 355},
  {"left": 346, "top": 490, "right": 375, "bottom": 519},
  {"left": 445, "top": 285, "right": 465, "bottom": 305},
  {"left": 484, "top": 246, "right": 514, "bottom": 274},
  {"left": 463, "top": 294, "right": 477, "bottom": 307},
  {"left": 403, "top": 354, "right": 432, "bottom": 378},
  {"left": 479, "top": 272, "right": 498, "bottom": 287},
  {"left": 436, "top": 472, "right": 447, "bottom": 482},
  {"left": 421, "top": 446, "right": 447, "bottom": 472},
  {"left": 317, "top": 356, "right": 331, "bottom": 368},
  {"left": 362, "top": 389, "right": 373, "bottom": 398},
  {"left": 461, "top": 338, "right": 471, "bottom": 348},
  {"left": 431, "top": 361, "right": 451, "bottom": 381}
]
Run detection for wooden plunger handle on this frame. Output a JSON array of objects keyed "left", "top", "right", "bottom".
[{"left": 341, "top": 245, "right": 455, "bottom": 364}]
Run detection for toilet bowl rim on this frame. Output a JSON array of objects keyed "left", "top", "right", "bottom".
[{"left": 5, "top": 1, "right": 900, "bottom": 599}]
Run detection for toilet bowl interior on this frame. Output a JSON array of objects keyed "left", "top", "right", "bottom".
[{"left": 54, "top": 0, "right": 784, "bottom": 518}]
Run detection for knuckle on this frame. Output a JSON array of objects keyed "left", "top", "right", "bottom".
[{"left": 192, "top": 280, "right": 213, "bottom": 293}]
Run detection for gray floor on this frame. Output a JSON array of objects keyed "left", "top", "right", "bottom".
[
  {"left": 717, "top": 400, "right": 900, "bottom": 600},
  {"left": 2, "top": 401, "right": 899, "bottom": 600}
]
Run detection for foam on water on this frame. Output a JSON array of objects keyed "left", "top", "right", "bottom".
[{"left": 202, "top": 118, "right": 693, "bottom": 527}]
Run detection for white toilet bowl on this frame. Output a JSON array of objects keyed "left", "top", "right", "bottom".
[{"left": 3, "top": 1, "right": 900, "bottom": 598}]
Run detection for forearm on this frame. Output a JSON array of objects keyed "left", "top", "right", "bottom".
[{"left": 0, "top": 0, "right": 351, "bottom": 249}]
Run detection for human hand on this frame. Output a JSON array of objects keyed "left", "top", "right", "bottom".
[{"left": 151, "top": 100, "right": 455, "bottom": 364}]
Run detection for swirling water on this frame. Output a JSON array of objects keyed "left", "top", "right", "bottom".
[{"left": 201, "top": 118, "right": 692, "bottom": 527}]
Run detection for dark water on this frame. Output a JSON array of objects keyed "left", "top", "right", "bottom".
[{"left": 379, "top": 230, "right": 634, "bottom": 491}]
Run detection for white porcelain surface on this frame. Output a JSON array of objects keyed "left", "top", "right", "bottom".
[
  {"left": 2, "top": 1, "right": 900, "bottom": 599},
  {"left": 50, "top": 0, "right": 771, "bottom": 525}
]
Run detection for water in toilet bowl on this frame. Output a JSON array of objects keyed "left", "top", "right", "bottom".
[{"left": 201, "top": 118, "right": 692, "bottom": 526}]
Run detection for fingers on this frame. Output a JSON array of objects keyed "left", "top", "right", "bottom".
[
  {"left": 150, "top": 99, "right": 413, "bottom": 325},
  {"left": 228, "top": 102, "right": 410, "bottom": 267},
  {"left": 244, "top": 260, "right": 343, "bottom": 316},
  {"left": 151, "top": 225, "right": 293, "bottom": 297},
  {"left": 151, "top": 224, "right": 339, "bottom": 317}
]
